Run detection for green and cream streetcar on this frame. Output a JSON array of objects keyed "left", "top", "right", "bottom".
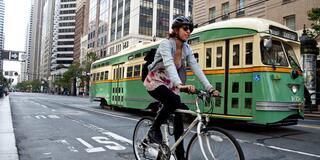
[{"left": 90, "top": 18, "right": 304, "bottom": 125}]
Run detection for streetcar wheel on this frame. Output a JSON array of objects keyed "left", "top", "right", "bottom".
[
  {"left": 100, "top": 98, "right": 107, "bottom": 109},
  {"left": 186, "top": 127, "right": 244, "bottom": 160}
]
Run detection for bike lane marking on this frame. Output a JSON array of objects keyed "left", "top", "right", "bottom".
[
  {"left": 246, "top": 141, "right": 320, "bottom": 158},
  {"left": 46, "top": 101, "right": 320, "bottom": 158}
]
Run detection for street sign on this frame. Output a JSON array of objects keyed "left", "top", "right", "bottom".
[{"left": 10, "top": 52, "right": 19, "bottom": 60}]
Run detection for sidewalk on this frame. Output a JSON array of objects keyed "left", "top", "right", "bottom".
[
  {"left": 0, "top": 96, "right": 19, "bottom": 160},
  {"left": 304, "top": 111, "right": 320, "bottom": 120}
]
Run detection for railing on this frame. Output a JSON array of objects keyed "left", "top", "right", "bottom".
[{"left": 305, "top": 92, "right": 320, "bottom": 113}]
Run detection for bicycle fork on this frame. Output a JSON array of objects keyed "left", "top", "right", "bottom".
[{"left": 196, "top": 117, "right": 217, "bottom": 160}]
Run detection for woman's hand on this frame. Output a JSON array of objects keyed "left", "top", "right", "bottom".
[
  {"left": 209, "top": 88, "right": 220, "bottom": 97},
  {"left": 177, "top": 84, "right": 196, "bottom": 93}
]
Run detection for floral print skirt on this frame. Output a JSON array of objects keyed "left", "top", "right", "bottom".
[{"left": 143, "top": 68, "right": 179, "bottom": 95}]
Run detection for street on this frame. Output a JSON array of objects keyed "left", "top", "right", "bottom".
[{"left": 10, "top": 92, "right": 320, "bottom": 160}]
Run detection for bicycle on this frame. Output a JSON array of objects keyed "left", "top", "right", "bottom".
[{"left": 133, "top": 89, "right": 245, "bottom": 160}]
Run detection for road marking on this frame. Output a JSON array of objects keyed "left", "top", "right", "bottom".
[
  {"left": 49, "top": 100, "right": 320, "bottom": 158},
  {"left": 296, "top": 124, "right": 320, "bottom": 129},
  {"left": 47, "top": 115, "right": 60, "bottom": 119},
  {"left": 54, "top": 140, "right": 79, "bottom": 152},
  {"left": 103, "top": 132, "right": 133, "bottom": 145},
  {"left": 41, "top": 105, "right": 48, "bottom": 108},
  {"left": 76, "top": 138, "right": 106, "bottom": 153},
  {"left": 35, "top": 115, "right": 47, "bottom": 119}
]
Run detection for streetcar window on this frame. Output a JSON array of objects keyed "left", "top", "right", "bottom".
[
  {"left": 232, "top": 98, "right": 239, "bottom": 108},
  {"left": 245, "top": 98, "right": 252, "bottom": 109},
  {"left": 96, "top": 73, "right": 100, "bottom": 81},
  {"left": 245, "top": 82, "right": 252, "bottom": 93},
  {"left": 206, "top": 48, "right": 212, "bottom": 68},
  {"left": 216, "top": 46, "right": 223, "bottom": 67},
  {"left": 92, "top": 73, "right": 95, "bottom": 81},
  {"left": 100, "top": 72, "right": 104, "bottom": 80},
  {"left": 104, "top": 71, "right": 109, "bottom": 80},
  {"left": 245, "top": 43, "right": 253, "bottom": 65},
  {"left": 127, "top": 66, "right": 133, "bottom": 77},
  {"left": 122, "top": 67, "right": 125, "bottom": 79},
  {"left": 260, "top": 40, "right": 288, "bottom": 66},
  {"left": 134, "top": 65, "right": 141, "bottom": 77},
  {"left": 283, "top": 43, "right": 302, "bottom": 71},
  {"left": 135, "top": 53, "right": 141, "bottom": 58},
  {"left": 233, "top": 44, "right": 240, "bottom": 66},
  {"left": 232, "top": 82, "right": 239, "bottom": 93},
  {"left": 194, "top": 53, "right": 199, "bottom": 63}
]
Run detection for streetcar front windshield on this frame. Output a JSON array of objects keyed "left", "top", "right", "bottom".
[
  {"left": 283, "top": 43, "right": 302, "bottom": 71},
  {"left": 260, "top": 40, "right": 289, "bottom": 66}
]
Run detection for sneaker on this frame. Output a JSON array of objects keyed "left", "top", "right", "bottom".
[{"left": 148, "top": 128, "right": 163, "bottom": 144}]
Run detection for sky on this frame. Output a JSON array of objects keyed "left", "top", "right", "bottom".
[
  {"left": 4, "top": 0, "right": 31, "bottom": 51},
  {"left": 3, "top": 0, "right": 31, "bottom": 85}
]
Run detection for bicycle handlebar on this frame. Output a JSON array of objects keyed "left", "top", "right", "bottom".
[{"left": 180, "top": 88, "right": 223, "bottom": 98}]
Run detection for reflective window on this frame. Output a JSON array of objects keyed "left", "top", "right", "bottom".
[
  {"left": 134, "top": 65, "right": 141, "bottom": 77},
  {"left": 260, "top": 40, "right": 288, "bottom": 66},
  {"left": 283, "top": 43, "right": 301, "bottom": 71},
  {"left": 206, "top": 48, "right": 212, "bottom": 68},
  {"left": 216, "top": 46, "right": 223, "bottom": 67},
  {"left": 245, "top": 42, "right": 253, "bottom": 65},
  {"left": 233, "top": 44, "right": 240, "bottom": 66}
]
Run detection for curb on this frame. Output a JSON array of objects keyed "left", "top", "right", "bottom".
[{"left": 0, "top": 96, "right": 19, "bottom": 160}]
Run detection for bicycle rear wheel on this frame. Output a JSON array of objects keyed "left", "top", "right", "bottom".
[
  {"left": 186, "top": 127, "right": 244, "bottom": 160},
  {"left": 133, "top": 117, "right": 158, "bottom": 160}
]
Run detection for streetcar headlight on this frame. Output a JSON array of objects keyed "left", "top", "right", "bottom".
[{"left": 288, "top": 84, "right": 299, "bottom": 94}]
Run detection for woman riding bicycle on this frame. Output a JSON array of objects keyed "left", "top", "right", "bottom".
[{"left": 143, "top": 16, "right": 220, "bottom": 160}]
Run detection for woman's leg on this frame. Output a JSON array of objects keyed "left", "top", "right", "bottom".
[
  {"left": 148, "top": 85, "right": 181, "bottom": 128},
  {"left": 148, "top": 85, "right": 185, "bottom": 159}
]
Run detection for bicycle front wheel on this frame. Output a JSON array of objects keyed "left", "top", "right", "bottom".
[
  {"left": 186, "top": 127, "right": 244, "bottom": 160},
  {"left": 133, "top": 117, "right": 158, "bottom": 160}
]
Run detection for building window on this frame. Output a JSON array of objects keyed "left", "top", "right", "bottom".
[
  {"left": 156, "top": 0, "right": 170, "bottom": 38},
  {"left": 222, "top": 2, "right": 229, "bottom": 20},
  {"left": 284, "top": 15, "right": 296, "bottom": 30},
  {"left": 236, "top": 0, "right": 245, "bottom": 16},
  {"left": 139, "top": 0, "right": 153, "bottom": 36},
  {"left": 208, "top": 7, "right": 216, "bottom": 23}
]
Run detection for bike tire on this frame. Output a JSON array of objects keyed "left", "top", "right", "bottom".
[
  {"left": 186, "top": 126, "right": 244, "bottom": 160},
  {"left": 133, "top": 117, "right": 156, "bottom": 160}
]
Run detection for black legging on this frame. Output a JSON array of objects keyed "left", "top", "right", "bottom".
[{"left": 148, "top": 85, "right": 185, "bottom": 153}]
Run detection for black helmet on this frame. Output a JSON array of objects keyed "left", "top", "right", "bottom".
[{"left": 171, "top": 16, "right": 194, "bottom": 32}]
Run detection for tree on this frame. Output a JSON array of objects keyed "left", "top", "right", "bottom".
[
  {"left": 55, "top": 62, "right": 82, "bottom": 95},
  {"left": 307, "top": 8, "right": 320, "bottom": 38},
  {"left": 80, "top": 52, "right": 98, "bottom": 95}
]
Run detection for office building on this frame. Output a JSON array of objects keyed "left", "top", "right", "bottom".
[{"left": 50, "top": 0, "right": 77, "bottom": 83}]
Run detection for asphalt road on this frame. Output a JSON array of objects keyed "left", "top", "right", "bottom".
[{"left": 10, "top": 92, "right": 320, "bottom": 160}]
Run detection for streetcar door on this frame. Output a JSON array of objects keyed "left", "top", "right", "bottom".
[
  {"left": 227, "top": 37, "right": 253, "bottom": 116},
  {"left": 204, "top": 41, "right": 225, "bottom": 114},
  {"left": 111, "top": 63, "right": 125, "bottom": 106}
]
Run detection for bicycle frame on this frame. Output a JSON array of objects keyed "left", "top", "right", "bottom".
[{"left": 162, "top": 90, "right": 215, "bottom": 160}]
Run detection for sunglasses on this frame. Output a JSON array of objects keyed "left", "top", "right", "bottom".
[{"left": 182, "top": 25, "right": 193, "bottom": 32}]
